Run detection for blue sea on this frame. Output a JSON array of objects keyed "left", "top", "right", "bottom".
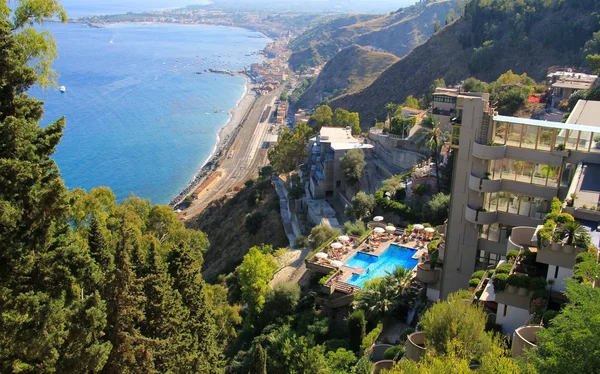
[{"left": 30, "top": 22, "right": 269, "bottom": 204}]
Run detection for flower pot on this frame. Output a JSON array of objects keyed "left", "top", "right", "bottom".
[
  {"left": 518, "top": 287, "right": 529, "bottom": 296},
  {"left": 541, "top": 238, "right": 550, "bottom": 248},
  {"left": 550, "top": 242, "right": 562, "bottom": 251},
  {"left": 506, "top": 285, "right": 517, "bottom": 294},
  {"left": 562, "top": 245, "right": 574, "bottom": 254},
  {"left": 575, "top": 246, "right": 586, "bottom": 254}
]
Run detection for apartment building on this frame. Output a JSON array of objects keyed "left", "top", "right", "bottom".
[
  {"left": 307, "top": 127, "right": 373, "bottom": 199},
  {"left": 440, "top": 98, "right": 600, "bottom": 299},
  {"left": 431, "top": 87, "right": 490, "bottom": 132},
  {"left": 548, "top": 69, "right": 598, "bottom": 107}
]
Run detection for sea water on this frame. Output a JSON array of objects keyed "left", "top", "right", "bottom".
[{"left": 30, "top": 22, "right": 269, "bottom": 204}]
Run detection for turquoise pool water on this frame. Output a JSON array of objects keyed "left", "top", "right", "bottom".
[{"left": 345, "top": 244, "right": 418, "bottom": 288}]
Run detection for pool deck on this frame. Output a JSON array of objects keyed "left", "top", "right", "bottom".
[{"left": 331, "top": 233, "right": 430, "bottom": 285}]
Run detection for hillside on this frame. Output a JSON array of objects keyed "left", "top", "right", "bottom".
[
  {"left": 330, "top": 0, "right": 600, "bottom": 127},
  {"left": 297, "top": 45, "right": 399, "bottom": 108},
  {"left": 187, "top": 179, "right": 289, "bottom": 282},
  {"left": 288, "top": 0, "right": 456, "bottom": 70}
]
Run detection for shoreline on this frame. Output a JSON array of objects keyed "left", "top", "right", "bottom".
[{"left": 168, "top": 76, "right": 258, "bottom": 207}]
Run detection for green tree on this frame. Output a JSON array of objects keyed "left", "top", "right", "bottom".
[
  {"left": 340, "top": 148, "right": 366, "bottom": 186},
  {"left": 309, "top": 224, "right": 341, "bottom": 249},
  {"left": 462, "top": 77, "right": 487, "bottom": 93},
  {"left": 347, "top": 310, "right": 367, "bottom": 352},
  {"left": 343, "top": 220, "right": 366, "bottom": 237},
  {"left": 423, "top": 193, "right": 450, "bottom": 225},
  {"left": 268, "top": 122, "right": 311, "bottom": 173},
  {"left": 344, "top": 192, "right": 375, "bottom": 220},
  {"left": 385, "top": 102, "right": 399, "bottom": 120},
  {"left": 312, "top": 104, "right": 333, "bottom": 129},
  {"left": 333, "top": 108, "right": 361, "bottom": 135},
  {"left": 401, "top": 95, "right": 420, "bottom": 110},
  {"left": 325, "top": 348, "right": 357, "bottom": 374},
  {"left": 261, "top": 281, "right": 301, "bottom": 323},
  {"left": 529, "top": 281, "right": 600, "bottom": 373},
  {"left": 390, "top": 115, "right": 416, "bottom": 138},
  {"left": 354, "top": 276, "right": 401, "bottom": 321},
  {"left": 419, "top": 291, "right": 492, "bottom": 362},
  {"left": 418, "top": 116, "right": 450, "bottom": 192},
  {"left": 250, "top": 344, "right": 268, "bottom": 374},
  {"left": 236, "top": 246, "right": 278, "bottom": 320}
]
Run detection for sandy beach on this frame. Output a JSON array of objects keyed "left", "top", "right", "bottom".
[{"left": 169, "top": 76, "right": 258, "bottom": 206}]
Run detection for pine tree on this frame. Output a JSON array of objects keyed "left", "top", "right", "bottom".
[
  {"left": 250, "top": 344, "right": 267, "bottom": 374},
  {"left": 88, "top": 217, "right": 114, "bottom": 273}
]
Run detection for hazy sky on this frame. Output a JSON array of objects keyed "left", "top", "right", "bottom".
[{"left": 59, "top": 0, "right": 417, "bottom": 17}]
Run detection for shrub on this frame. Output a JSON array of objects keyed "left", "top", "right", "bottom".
[
  {"left": 344, "top": 220, "right": 366, "bottom": 236},
  {"left": 347, "top": 310, "right": 367, "bottom": 352},
  {"left": 360, "top": 323, "right": 383, "bottom": 351},
  {"left": 507, "top": 274, "right": 522, "bottom": 287},
  {"left": 542, "top": 310, "right": 559, "bottom": 327},
  {"left": 521, "top": 250, "right": 537, "bottom": 265},
  {"left": 319, "top": 270, "right": 336, "bottom": 286},
  {"left": 576, "top": 252, "right": 596, "bottom": 264},
  {"left": 529, "top": 277, "right": 547, "bottom": 291},
  {"left": 506, "top": 250, "right": 519, "bottom": 262},
  {"left": 493, "top": 273, "right": 509, "bottom": 292},
  {"left": 469, "top": 278, "right": 481, "bottom": 288},
  {"left": 398, "top": 328, "right": 415, "bottom": 343},
  {"left": 294, "top": 235, "right": 308, "bottom": 249},
  {"left": 471, "top": 270, "right": 486, "bottom": 279},
  {"left": 383, "top": 346, "right": 404, "bottom": 360},
  {"left": 496, "top": 264, "right": 512, "bottom": 274}
]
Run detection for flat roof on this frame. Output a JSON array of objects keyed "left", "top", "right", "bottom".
[
  {"left": 494, "top": 101, "right": 600, "bottom": 132},
  {"left": 318, "top": 127, "right": 360, "bottom": 144},
  {"left": 330, "top": 143, "right": 374, "bottom": 151},
  {"left": 552, "top": 80, "right": 595, "bottom": 90}
]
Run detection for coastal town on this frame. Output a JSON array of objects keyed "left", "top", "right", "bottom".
[{"left": 3, "top": 0, "right": 600, "bottom": 373}]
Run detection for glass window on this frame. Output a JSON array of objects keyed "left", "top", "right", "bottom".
[
  {"left": 519, "top": 195, "right": 532, "bottom": 216},
  {"left": 522, "top": 125, "right": 538, "bottom": 149},
  {"left": 538, "top": 127, "right": 554, "bottom": 151},
  {"left": 497, "top": 192, "right": 509, "bottom": 212},
  {"left": 593, "top": 133, "right": 600, "bottom": 153},
  {"left": 494, "top": 122, "right": 507, "bottom": 145},
  {"left": 578, "top": 131, "right": 592, "bottom": 151},
  {"left": 507, "top": 123, "right": 523, "bottom": 147},
  {"left": 566, "top": 130, "right": 579, "bottom": 150},
  {"left": 507, "top": 193, "right": 519, "bottom": 215}
]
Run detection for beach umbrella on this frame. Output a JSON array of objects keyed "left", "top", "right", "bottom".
[
  {"left": 373, "top": 216, "right": 384, "bottom": 222},
  {"left": 374, "top": 227, "right": 385, "bottom": 234},
  {"left": 413, "top": 224, "right": 425, "bottom": 231},
  {"left": 385, "top": 226, "right": 396, "bottom": 233},
  {"left": 331, "top": 242, "right": 343, "bottom": 249},
  {"left": 330, "top": 260, "right": 343, "bottom": 268},
  {"left": 424, "top": 227, "right": 435, "bottom": 233},
  {"left": 338, "top": 235, "right": 350, "bottom": 242},
  {"left": 315, "top": 252, "right": 328, "bottom": 259}
]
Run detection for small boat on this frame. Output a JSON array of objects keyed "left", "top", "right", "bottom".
[{"left": 60, "top": 86, "right": 66, "bottom": 93}]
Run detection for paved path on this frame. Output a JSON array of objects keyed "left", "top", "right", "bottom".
[{"left": 182, "top": 88, "right": 281, "bottom": 219}]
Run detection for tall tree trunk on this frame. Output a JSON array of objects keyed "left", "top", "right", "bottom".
[{"left": 434, "top": 140, "right": 441, "bottom": 192}]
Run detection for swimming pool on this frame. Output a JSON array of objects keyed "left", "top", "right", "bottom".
[{"left": 345, "top": 244, "right": 418, "bottom": 288}]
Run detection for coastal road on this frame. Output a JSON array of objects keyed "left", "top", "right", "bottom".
[{"left": 182, "top": 88, "right": 281, "bottom": 219}]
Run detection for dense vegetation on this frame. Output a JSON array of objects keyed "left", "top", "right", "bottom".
[
  {"left": 188, "top": 168, "right": 289, "bottom": 282},
  {"left": 297, "top": 45, "right": 399, "bottom": 108},
  {"left": 331, "top": 0, "right": 600, "bottom": 126},
  {"left": 288, "top": 0, "right": 456, "bottom": 71}
]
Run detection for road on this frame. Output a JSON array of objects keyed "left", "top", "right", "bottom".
[{"left": 182, "top": 88, "right": 281, "bottom": 220}]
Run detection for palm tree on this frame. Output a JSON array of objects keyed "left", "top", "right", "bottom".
[
  {"left": 390, "top": 266, "right": 413, "bottom": 289},
  {"left": 556, "top": 221, "right": 591, "bottom": 247},
  {"left": 418, "top": 115, "right": 450, "bottom": 192},
  {"left": 354, "top": 276, "right": 400, "bottom": 321},
  {"left": 385, "top": 102, "right": 398, "bottom": 122}
]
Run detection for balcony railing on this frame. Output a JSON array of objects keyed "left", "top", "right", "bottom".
[
  {"left": 405, "top": 332, "right": 426, "bottom": 362},
  {"left": 511, "top": 326, "right": 541, "bottom": 357},
  {"left": 465, "top": 206, "right": 498, "bottom": 225},
  {"left": 472, "top": 142, "right": 506, "bottom": 160},
  {"left": 468, "top": 174, "right": 502, "bottom": 193}
]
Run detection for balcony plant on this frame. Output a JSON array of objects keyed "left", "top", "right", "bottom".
[
  {"left": 506, "top": 274, "right": 519, "bottom": 294},
  {"left": 469, "top": 278, "right": 481, "bottom": 289},
  {"left": 516, "top": 275, "right": 531, "bottom": 296},
  {"left": 556, "top": 221, "right": 591, "bottom": 253},
  {"left": 492, "top": 273, "right": 509, "bottom": 292},
  {"left": 528, "top": 277, "right": 547, "bottom": 294},
  {"left": 506, "top": 250, "right": 519, "bottom": 264},
  {"left": 496, "top": 263, "right": 513, "bottom": 274}
]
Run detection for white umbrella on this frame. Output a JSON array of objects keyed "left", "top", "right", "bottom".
[
  {"left": 338, "top": 235, "right": 350, "bottom": 242},
  {"left": 374, "top": 227, "right": 385, "bottom": 234},
  {"left": 330, "top": 260, "right": 343, "bottom": 268},
  {"left": 315, "top": 252, "right": 328, "bottom": 259},
  {"left": 424, "top": 227, "right": 435, "bottom": 233},
  {"left": 385, "top": 226, "right": 396, "bottom": 233},
  {"left": 331, "top": 242, "right": 343, "bottom": 249},
  {"left": 373, "top": 216, "right": 384, "bottom": 222},
  {"left": 413, "top": 224, "right": 425, "bottom": 231}
]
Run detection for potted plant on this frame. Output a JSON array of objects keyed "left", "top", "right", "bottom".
[
  {"left": 506, "top": 274, "right": 520, "bottom": 294},
  {"left": 483, "top": 172, "right": 491, "bottom": 180},
  {"left": 528, "top": 277, "right": 547, "bottom": 297},
  {"left": 517, "top": 276, "right": 531, "bottom": 296},
  {"left": 506, "top": 250, "right": 519, "bottom": 264},
  {"left": 552, "top": 143, "right": 570, "bottom": 156},
  {"left": 556, "top": 221, "right": 591, "bottom": 254},
  {"left": 492, "top": 273, "right": 508, "bottom": 292}
]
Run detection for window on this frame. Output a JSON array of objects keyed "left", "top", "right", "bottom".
[
  {"left": 336, "top": 180, "right": 341, "bottom": 188},
  {"left": 554, "top": 266, "right": 559, "bottom": 279},
  {"left": 503, "top": 304, "right": 508, "bottom": 317}
]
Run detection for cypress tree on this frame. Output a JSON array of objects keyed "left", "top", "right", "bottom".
[
  {"left": 250, "top": 344, "right": 267, "bottom": 374},
  {"left": 103, "top": 225, "right": 155, "bottom": 374}
]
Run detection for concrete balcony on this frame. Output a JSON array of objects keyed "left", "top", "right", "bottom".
[
  {"left": 416, "top": 263, "right": 441, "bottom": 284},
  {"left": 507, "top": 226, "right": 537, "bottom": 253},
  {"left": 473, "top": 142, "right": 506, "bottom": 160},
  {"left": 465, "top": 206, "right": 498, "bottom": 225},
  {"left": 372, "top": 361, "right": 394, "bottom": 374},
  {"left": 405, "top": 332, "right": 426, "bottom": 362},
  {"left": 537, "top": 242, "right": 585, "bottom": 269},
  {"left": 511, "top": 326, "right": 542, "bottom": 357},
  {"left": 468, "top": 174, "right": 502, "bottom": 193}
]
